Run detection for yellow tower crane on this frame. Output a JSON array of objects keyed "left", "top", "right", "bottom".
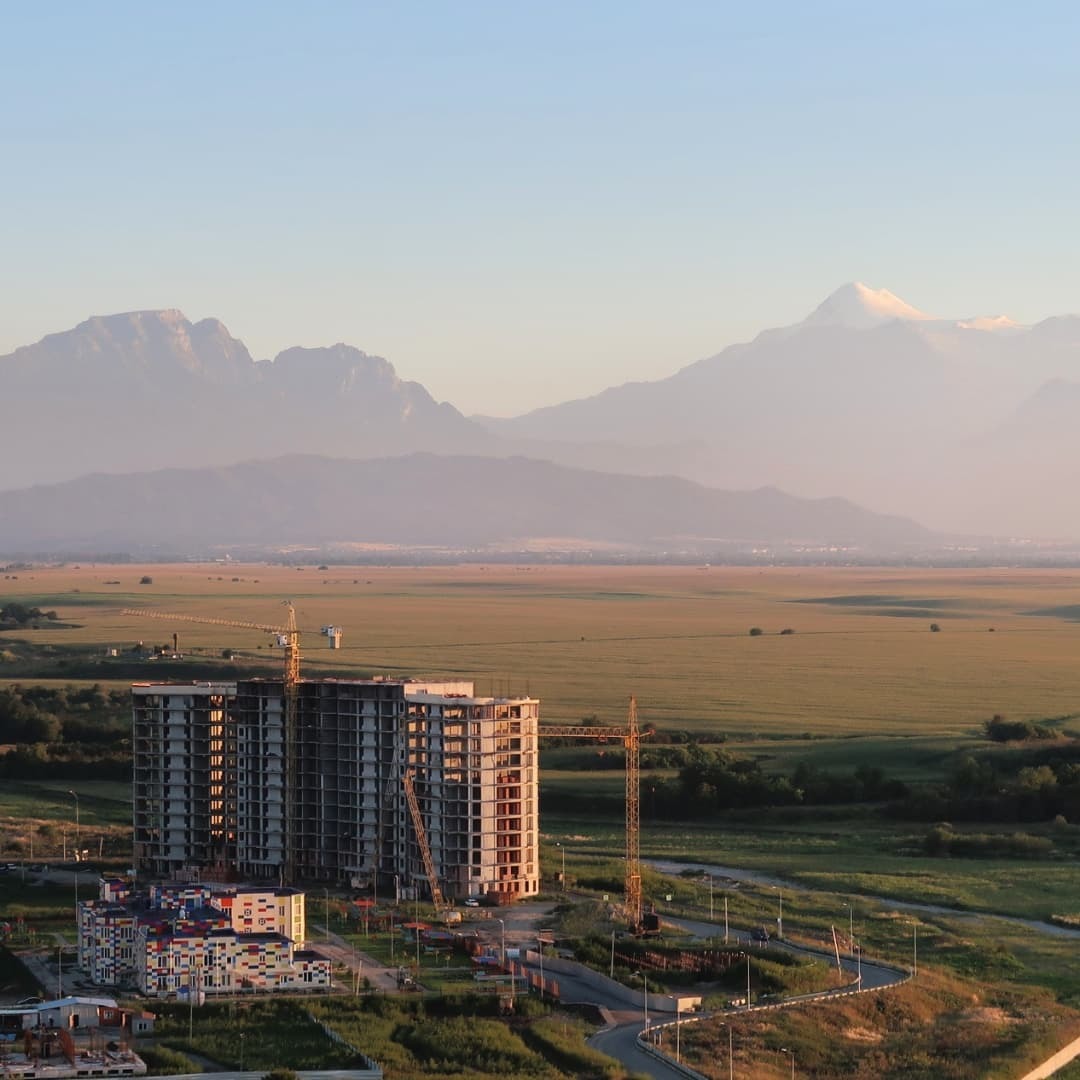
[
  {"left": 122, "top": 602, "right": 302, "bottom": 881},
  {"left": 402, "top": 768, "right": 448, "bottom": 912},
  {"left": 540, "top": 697, "right": 646, "bottom": 930}
]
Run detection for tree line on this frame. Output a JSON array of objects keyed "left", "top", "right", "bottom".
[{"left": 0, "top": 683, "right": 131, "bottom": 779}]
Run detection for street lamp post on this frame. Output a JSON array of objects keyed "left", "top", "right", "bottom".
[
  {"left": 845, "top": 903, "right": 854, "bottom": 958},
  {"left": 67, "top": 790, "right": 80, "bottom": 860},
  {"left": 557, "top": 843, "right": 566, "bottom": 890},
  {"left": 781, "top": 1047, "right": 795, "bottom": 1079},
  {"left": 724, "top": 894, "right": 729, "bottom": 944},
  {"left": 776, "top": 888, "right": 783, "bottom": 940},
  {"left": 72, "top": 866, "right": 81, "bottom": 966},
  {"left": 324, "top": 888, "right": 330, "bottom": 942},
  {"left": 913, "top": 922, "right": 918, "bottom": 977},
  {"left": 610, "top": 929, "right": 616, "bottom": 978},
  {"left": 496, "top": 918, "right": 505, "bottom": 969},
  {"left": 537, "top": 936, "right": 544, "bottom": 997}
]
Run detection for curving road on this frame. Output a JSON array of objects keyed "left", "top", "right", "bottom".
[{"left": 517, "top": 912, "right": 909, "bottom": 1079}]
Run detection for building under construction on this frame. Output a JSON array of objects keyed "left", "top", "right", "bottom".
[{"left": 132, "top": 678, "right": 540, "bottom": 901}]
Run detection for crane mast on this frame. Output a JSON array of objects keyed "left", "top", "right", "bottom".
[
  {"left": 540, "top": 696, "right": 644, "bottom": 929},
  {"left": 403, "top": 768, "right": 447, "bottom": 911}
]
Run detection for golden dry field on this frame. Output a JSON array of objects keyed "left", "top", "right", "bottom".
[{"left": 4, "top": 561, "right": 1080, "bottom": 737}]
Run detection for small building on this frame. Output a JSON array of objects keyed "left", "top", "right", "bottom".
[{"left": 78, "top": 879, "right": 316, "bottom": 994}]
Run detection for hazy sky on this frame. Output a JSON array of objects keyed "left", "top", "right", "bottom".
[{"left": 2, "top": 2, "right": 1077, "bottom": 416}]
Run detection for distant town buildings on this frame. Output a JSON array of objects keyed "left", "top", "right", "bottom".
[{"left": 132, "top": 678, "right": 541, "bottom": 901}]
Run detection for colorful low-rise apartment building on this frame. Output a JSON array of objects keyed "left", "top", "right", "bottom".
[{"left": 78, "top": 879, "right": 326, "bottom": 996}]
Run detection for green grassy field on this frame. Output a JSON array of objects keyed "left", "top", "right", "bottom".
[{"left": 547, "top": 815, "right": 1080, "bottom": 924}]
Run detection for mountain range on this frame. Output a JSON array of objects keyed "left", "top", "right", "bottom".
[
  {"left": 0, "top": 454, "right": 930, "bottom": 556},
  {"left": 3, "top": 283, "right": 1080, "bottom": 548},
  {"left": 477, "top": 283, "right": 1080, "bottom": 535}
]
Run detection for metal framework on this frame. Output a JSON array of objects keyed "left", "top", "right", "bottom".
[
  {"left": 122, "top": 602, "right": 302, "bottom": 881},
  {"left": 540, "top": 696, "right": 643, "bottom": 928},
  {"left": 403, "top": 767, "right": 447, "bottom": 911}
]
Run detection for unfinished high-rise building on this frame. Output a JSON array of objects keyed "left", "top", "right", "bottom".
[{"left": 132, "top": 678, "right": 540, "bottom": 900}]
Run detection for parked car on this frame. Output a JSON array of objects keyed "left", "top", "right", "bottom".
[
  {"left": 464, "top": 897, "right": 480, "bottom": 907},
  {"left": 751, "top": 926, "right": 770, "bottom": 944}
]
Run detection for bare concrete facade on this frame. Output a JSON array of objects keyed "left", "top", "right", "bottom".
[{"left": 132, "top": 678, "right": 540, "bottom": 900}]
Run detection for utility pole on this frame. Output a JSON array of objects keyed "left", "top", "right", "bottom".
[
  {"left": 724, "top": 894, "right": 729, "bottom": 944},
  {"left": 68, "top": 790, "right": 80, "bottom": 860}
]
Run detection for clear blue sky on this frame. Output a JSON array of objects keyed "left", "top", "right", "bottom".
[{"left": 1, "top": 1, "right": 1077, "bottom": 415}]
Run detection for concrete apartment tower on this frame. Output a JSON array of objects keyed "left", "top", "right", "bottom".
[{"left": 132, "top": 678, "right": 540, "bottom": 901}]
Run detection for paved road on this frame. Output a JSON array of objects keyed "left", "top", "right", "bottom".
[
  {"left": 667, "top": 913, "right": 903, "bottom": 992},
  {"left": 591, "top": 1014, "right": 695, "bottom": 1080},
  {"left": 519, "top": 910, "right": 908, "bottom": 1079},
  {"left": 646, "top": 857, "right": 1080, "bottom": 941}
]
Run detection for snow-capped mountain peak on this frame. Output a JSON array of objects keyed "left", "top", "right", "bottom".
[{"left": 802, "top": 282, "right": 935, "bottom": 329}]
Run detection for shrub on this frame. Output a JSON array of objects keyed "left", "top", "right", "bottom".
[
  {"left": 930, "top": 623, "right": 941, "bottom": 632},
  {"left": 779, "top": 627, "right": 796, "bottom": 635},
  {"left": 139, "top": 575, "right": 153, "bottom": 585},
  {"left": 984, "top": 715, "right": 1054, "bottom": 742},
  {"left": 138, "top": 1046, "right": 202, "bottom": 1074},
  {"left": 748, "top": 627, "right": 764, "bottom": 636}
]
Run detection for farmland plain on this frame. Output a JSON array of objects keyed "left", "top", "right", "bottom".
[
  {"left": 4, "top": 562, "right": 1080, "bottom": 924},
  {"left": 4, "top": 562, "right": 1080, "bottom": 735}
]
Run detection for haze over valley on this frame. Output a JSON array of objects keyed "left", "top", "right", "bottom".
[{"left": 3, "top": 283, "right": 1080, "bottom": 556}]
